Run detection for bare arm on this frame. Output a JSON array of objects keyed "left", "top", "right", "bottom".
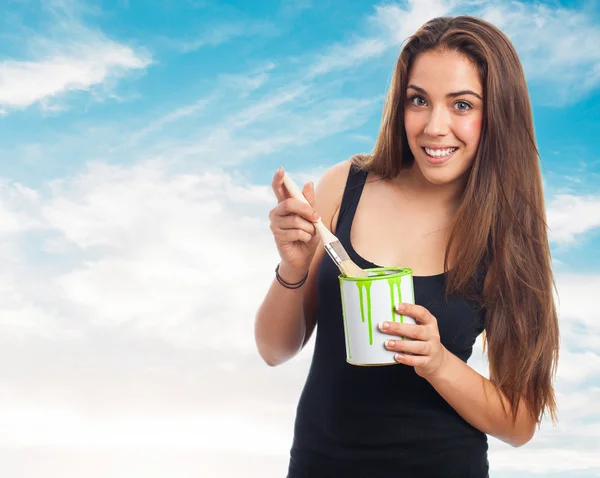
[
  {"left": 427, "top": 349, "right": 536, "bottom": 447},
  {"left": 382, "top": 302, "right": 537, "bottom": 447},
  {"left": 254, "top": 160, "right": 350, "bottom": 366},
  {"left": 254, "top": 246, "right": 324, "bottom": 366}
]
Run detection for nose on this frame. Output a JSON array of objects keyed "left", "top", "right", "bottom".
[{"left": 423, "top": 106, "right": 450, "bottom": 137}]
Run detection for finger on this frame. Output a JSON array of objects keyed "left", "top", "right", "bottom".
[
  {"left": 276, "top": 198, "right": 320, "bottom": 222},
  {"left": 378, "top": 321, "right": 427, "bottom": 341},
  {"left": 394, "top": 353, "right": 428, "bottom": 367},
  {"left": 395, "top": 303, "right": 435, "bottom": 325},
  {"left": 303, "top": 181, "right": 319, "bottom": 218},
  {"left": 277, "top": 229, "right": 313, "bottom": 244},
  {"left": 384, "top": 338, "right": 429, "bottom": 356},
  {"left": 275, "top": 215, "right": 317, "bottom": 235},
  {"left": 271, "top": 167, "right": 289, "bottom": 203}
]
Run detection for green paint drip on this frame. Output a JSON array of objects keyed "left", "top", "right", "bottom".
[
  {"left": 358, "top": 282, "right": 365, "bottom": 323},
  {"left": 388, "top": 279, "right": 398, "bottom": 323},
  {"left": 356, "top": 281, "right": 374, "bottom": 345},
  {"left": 365, "top": 281, "right": 373, "bottom": 345},
  {"left": 339, "top": 282, "right": 352, "bottom": 360},
  {"left": 387, "top": 274, "right": 407, "bottom": 340}
]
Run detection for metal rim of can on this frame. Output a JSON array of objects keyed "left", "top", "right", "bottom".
[{"left": 338, "top": 267, "right": 412, "bottom": 282}]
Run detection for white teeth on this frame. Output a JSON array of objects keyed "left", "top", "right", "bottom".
[{"left": 424, "top": 147, "right": 457, "bottom": 157}]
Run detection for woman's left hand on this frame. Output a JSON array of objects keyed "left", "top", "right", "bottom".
[{"left": 379, "top": 303, "right": 449, "bottom": 380}]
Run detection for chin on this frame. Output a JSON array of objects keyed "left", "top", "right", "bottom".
[
  {"left": 412, "top": 150, "right": 474, "bottom": 187},
  {"left": 422, "top": 172, "right": 458, "bottom": 186},
  {"left": 413, "top": 160, "right": 462, "bottom": 186}
]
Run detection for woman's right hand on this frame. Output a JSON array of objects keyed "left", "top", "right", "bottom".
[{"left": 269, "top": 167, "right": 321, "bottom": 279}]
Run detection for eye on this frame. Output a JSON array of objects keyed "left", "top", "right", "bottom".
[
  {"left": 408, "top": 94, "right": 427, "bottom": 107},
  {"left": 454, "top": 100, "right": 472, "bottom": 111}
]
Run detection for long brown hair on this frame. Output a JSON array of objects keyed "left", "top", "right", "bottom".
[{"left": 353, "top": 16, "right": 559, "bottom": 428}]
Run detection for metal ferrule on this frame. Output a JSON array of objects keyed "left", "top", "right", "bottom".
[{"left": 325, "top": 243, "right": 343, "bottom": 265}]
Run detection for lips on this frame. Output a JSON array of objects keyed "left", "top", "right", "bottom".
[{"left": 421, "top": 146, "right": 458, "bottom": 164}]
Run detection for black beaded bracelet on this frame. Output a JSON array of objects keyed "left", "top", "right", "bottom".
[{"left": 275, "top": 263, "right": 308, "bottom": 289}]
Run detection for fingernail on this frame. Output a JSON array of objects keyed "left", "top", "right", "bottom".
[
  {"left": 396, "top": 303, "right": 405, "bottom": 312},
  {"left": 386, "top": 340, "right": 395, "bottom": 348},
  {"left": 379, "top": 322, "right": 389, "bottom": 330},
  {"left": 313, "top": 213, "right": 320, "bottom": 221}
]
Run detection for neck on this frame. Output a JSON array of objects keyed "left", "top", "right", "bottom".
[{"left": 392, "top": 164, "right": 467, "bottom": 214}]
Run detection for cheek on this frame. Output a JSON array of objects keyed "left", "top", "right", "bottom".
[
  {"left": 454, "top": 116, "right": 482, "bottom": 148},
  {"left": 403, "top": 111, "right": 423, "bottom": 142}
]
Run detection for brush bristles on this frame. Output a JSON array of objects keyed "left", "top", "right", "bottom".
[
  {"left": 324, "top": 241, "right": 368, "bottom": 278},
  {"left": 339, "top": 259, "right": 368, "bottom": 278}
]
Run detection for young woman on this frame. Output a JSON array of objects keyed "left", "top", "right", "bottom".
[{"left": 255, "top": 15, "right": 559, "bottom": 478}]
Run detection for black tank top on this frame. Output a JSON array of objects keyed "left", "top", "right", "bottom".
[{"left": 287, "top": 164, "right": 489, "bottom": 478}]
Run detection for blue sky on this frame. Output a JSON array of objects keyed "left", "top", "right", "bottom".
[{"left": 0, "top": 0, "right": 599, "bottom": 477}]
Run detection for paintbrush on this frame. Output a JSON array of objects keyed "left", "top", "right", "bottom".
[{"left": 282, "top": 171, "right": 368, "bottom": 278}]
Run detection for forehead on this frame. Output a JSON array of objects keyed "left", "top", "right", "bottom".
[{"left": 407, "top": 49, "right": 482, "bottom": 94}]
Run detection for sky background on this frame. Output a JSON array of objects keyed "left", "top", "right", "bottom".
[{"left": 0, "top": 0, "right": 599, "bottom": 477}]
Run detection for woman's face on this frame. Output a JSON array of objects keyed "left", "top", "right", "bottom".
[{"left": 403, "top": 49, "right": 483, "bottom": 187}]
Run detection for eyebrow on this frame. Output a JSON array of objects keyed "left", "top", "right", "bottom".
[{"left": 407, "top": 84, "right": 483, "bottom": 101}]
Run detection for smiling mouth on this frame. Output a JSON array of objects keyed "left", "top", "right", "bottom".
[
  {"left": 420, "top": 146, "right": 459, "bottom": 165},
  {"left": 422, "top": 147, "right": 458, "bottom": 158}
]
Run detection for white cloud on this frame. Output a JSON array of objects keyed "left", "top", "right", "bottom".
[
  {"left": 491, "top": 447, "right": 600, "bottom": 473},
  {"left": 0, "top": 3, "right": 151, "bottom": 111},
  {"left": 36, "top": 161, "right": 278, "bottom": 350},
  {"left": 479, "top": 3, "right": 600, "bottom": 100},
  {"left": 556, "top": 349, "right": 600, "bottom": 385},
  {"left": 0, "top": 277, "right": 79, "bottom": 340},
  {"left": 0, "top": 181, "right": 41, "bottom": 234},
  {"left": 128, "top": 96, "right": 215, "bottom": 144},
  {"left": 0, "top": 158, "right": 315, "bottom": 476},
  {"left": 554, "top": 273, "right": 600, "bottom": 332},
  {"left": 279, "top": 0, "right": 313, "bottom": 15},
  {"left": 305, "top": 0, "right": 454, "bottom": 79},
  {"left": 546, "top": 195, "right": 600, "bottom": 245},
  {"left": 170, "top": 92, "right": 380, "bottom": 164},
  {"left": 555, "top": 388, "right": 600, "bottom": 422},
  {"left": 217, "top": 61, "right": 276, "bottom": 97},
  {"left": 2, "top": 404, "right": 290, "bottom": 453},
  {"left": 0, "top": 46, "right": 149, "bottom": 109},
  {"left": 169, "top": 20, "right": 279, "bottom": 53},
  {"left": 0, "top": 449, "right": 290, "bottom": 478},
  {"left": 372, "top": 0, "right": 455, "bottom": 46},
  {"left": 228, "top": 83, "right": 311, "bottom": 128},
  {"left": 306, "top": 37, "right": 388, "bottom": 78},
  {"left": 126, "top": 58, "right": 292, "bottom": 146},
  {"left": 0, "top": 159, "right": 598, "bottom": 477}
]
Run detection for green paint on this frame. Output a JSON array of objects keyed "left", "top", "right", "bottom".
[
  {"left": 357, "top": 282, "right": 365, "bottom": 323},
  {"left": 387, "top": 274, "right": 408, "bottom": 341},
  {"left": 387, "top": 275, "right": 403, "bottom": 324},
  {"left": 339, "top": 267, "right": 413, "bottom": 350},
  {"left": 357, "top": 281, "right": 373, "bottom": 344},
  {"left": 339, "top": 282, "right": 352, "bottom": 360}
]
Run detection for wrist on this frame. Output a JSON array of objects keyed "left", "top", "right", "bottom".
[
  {"left": 278, "top": 262, "right": 309, "bottom": 284},
  {"left": 425, "top": 346, "right": 452, "bottom": 383}
]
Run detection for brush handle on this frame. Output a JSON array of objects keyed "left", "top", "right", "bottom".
[{"left": 282, "top": 172, "right": 337, "bottom": 245}]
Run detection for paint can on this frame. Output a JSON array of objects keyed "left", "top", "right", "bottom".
[{"left": 339, "top": 267, "right": 415, "bottom": 366}]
